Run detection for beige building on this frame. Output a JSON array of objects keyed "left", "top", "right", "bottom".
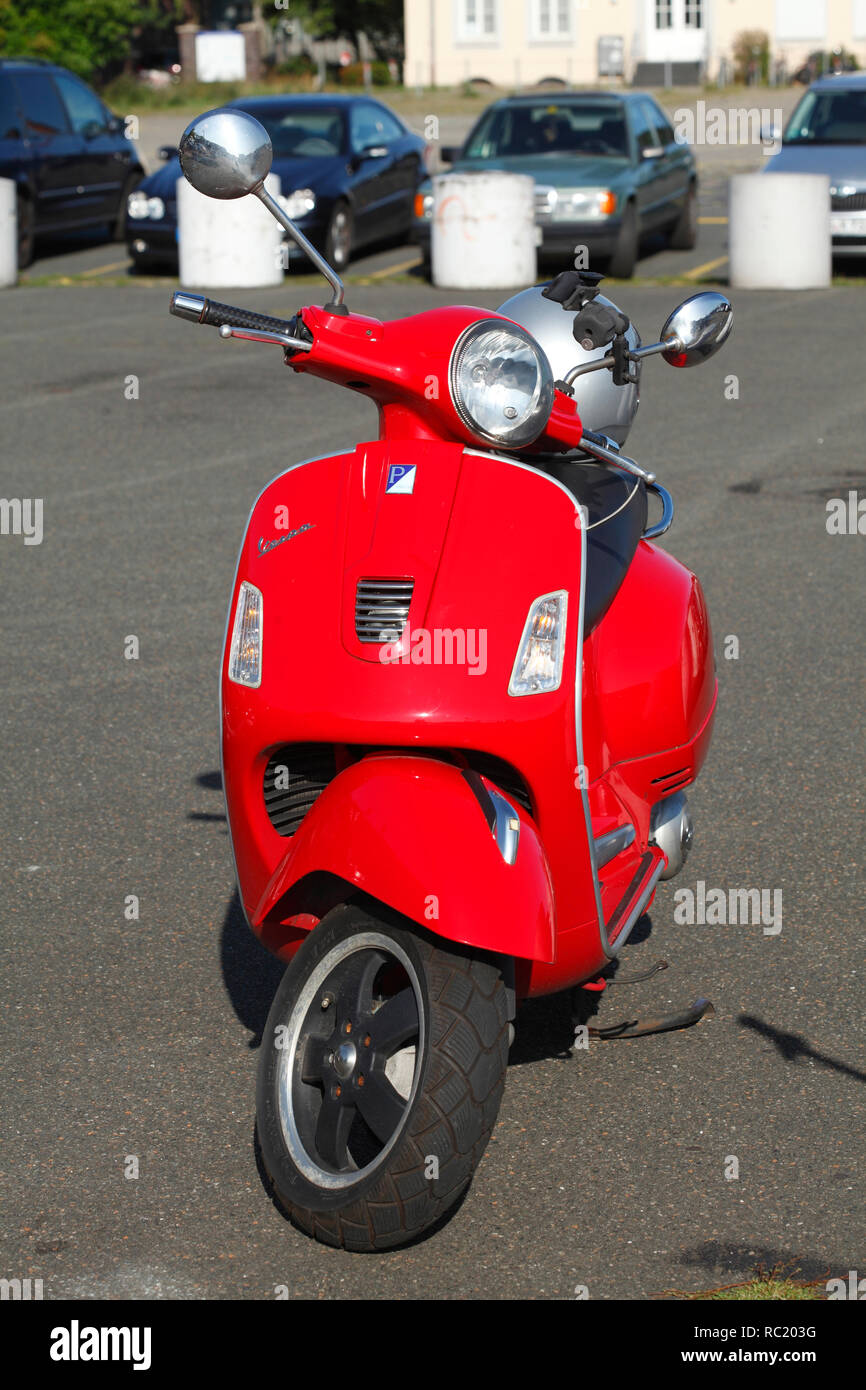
[{"left": 404, "top": 0, "right": 866, "bottom": 87}]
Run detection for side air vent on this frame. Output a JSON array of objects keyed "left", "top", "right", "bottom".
[
  {"left": 355, "top": 578, "right": 414, "bottom": 644},
  {"left": 263, "top": 744, "right": 337, "bottom": 837},
  {"left": 651, "top": 766, "right": 691, "bottom": 794}
]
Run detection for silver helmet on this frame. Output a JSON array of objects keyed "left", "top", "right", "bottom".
[{"left": 497, "top": 284, "right": 641, "bottom": 447}]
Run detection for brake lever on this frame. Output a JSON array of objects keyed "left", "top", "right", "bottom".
[
  {"left": 217, "top": 324, "right": 313, "bottom": 352},
  {"left": 579, "top": 429, "right": 656, "bottom": 484}
]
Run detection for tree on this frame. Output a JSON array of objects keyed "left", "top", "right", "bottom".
[
  {"left": 0, "top": 0, "right": 182, "bottom": 81},
  {"left": 290, "top": 0, "right": 403, "bottom": 64}
]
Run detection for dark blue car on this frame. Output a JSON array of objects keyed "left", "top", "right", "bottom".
[
  {"left": 127, "top": 94, "right": 427, "bottom": 272},
  {"left": 0, "top": 57, "right": 143, "bottom": 268}
]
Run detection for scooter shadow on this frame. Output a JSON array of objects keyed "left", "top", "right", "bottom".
[
  {"left": 508, "top": 911, "right": 656, "bottom": 1066},
  {"left": 220, "top": 878, "right": 656, "bottom": 1066},
  {"left": 220, "top": 888, "right": 285, "bottom": 1049}
]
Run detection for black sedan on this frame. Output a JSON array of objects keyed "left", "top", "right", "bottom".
[{"left": 127, "top": 94, "right": 427, "bottom": 271}]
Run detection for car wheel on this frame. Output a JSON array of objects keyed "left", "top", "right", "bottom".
[
  {"left": 669, "top": 183, "right": 697, "bottom": 251},
  {"left": 16, "top": 192, "right": 34, "bottom": 270},
  {"left": 607, "top": 201, "right": 638, "bottom": 279},
  {"left": 324, "top": 200, "right": 353, "bottom": 270},
  {"left": 256, "top": 903, "right": 510, "bottom": 1251},
  {"left": 114, "top": 172, "right": 143, "bottom": 242}
]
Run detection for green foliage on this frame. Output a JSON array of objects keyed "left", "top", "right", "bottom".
[
  {"left": 337, "top": 60, "right": 393, "bottom": 87},
  {"left": 0, "top": 0, "right": 181, "bottom": 80},
  {"left": 290, "top": 0, "right": 403, "bottom": 62},
  {"left": 275, "top": 54, "right": 318, "bottom": 79},
  {"left": 731, "top": 30, "right": 771, "bottom": 85}
]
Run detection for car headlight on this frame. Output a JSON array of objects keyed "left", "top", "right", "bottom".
[
  {"left": 128, "top": 192, "right": 165, "bottom": 220},
  {"left": 548, "top": 187, "right": 616, "bottom": 221},
  {"left": 228, "top": 581, "right": 263, "bottom": 687},
  {"left": 449, "top": 319, "right": 555, "bottom": 448},
  {"left": 283, "top": 187, "right": 316, "bottom": 219},
  {"left": 509, "top": 591, "right": 568, "bottom": 696}
]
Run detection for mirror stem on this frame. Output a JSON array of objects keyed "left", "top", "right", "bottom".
[
  {"left": 253, "top": 184, "right": 346, "bottom": 309},
  {"left": 630, "top": 336, "right": 682, "bottom": 360}
]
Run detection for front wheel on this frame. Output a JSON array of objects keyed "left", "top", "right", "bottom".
[
  {"left": 668, "top": 183, "right": 697, "bottom": 251},
  {"left": 113, "top": 171, "right": 142, "bottom": 242},
  {"left": 607, "top": 201, "right": 638, "bottom": 278},
  {"left": 256, "top": 904, "right": 510, "bottom": 1251},
  {"left": 17, "top": 192, "right": 35, "bottom": 270},
  {"left": 324, "top": 200, "right": 353, "bottom": 270}
]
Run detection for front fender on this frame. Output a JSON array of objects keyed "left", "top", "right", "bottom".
[{"left": 253, "top": 755, "right": 556, "bottom": 964}]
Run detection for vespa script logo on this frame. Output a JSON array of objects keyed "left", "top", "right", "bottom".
[{"left": 257, "top": 522, "right": 316, "bottom": 556}]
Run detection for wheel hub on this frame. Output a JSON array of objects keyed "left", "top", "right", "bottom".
[{"left": 333, "top": 1039, "right": 357, "bottom": 1079}]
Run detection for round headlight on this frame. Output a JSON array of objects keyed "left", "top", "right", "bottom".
[
  {"left": 127, "top": 190, "right": 150, "bottom": 218},
  {"left": 449, "top": 318, "right": 555, "bottom": 449}
]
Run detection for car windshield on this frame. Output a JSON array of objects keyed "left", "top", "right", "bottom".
[
  {"left": 463, "top": 102, "right": 629, "bottom": 159},
  {"left": 783, "top": 88, "right": 866, "bottom": 144},
  {"left": 236, "top": 104, "right": 345, "bottom": 157}
]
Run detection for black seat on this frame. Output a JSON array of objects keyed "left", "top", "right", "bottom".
[{"left": 541, "top": 457, "right": 647, "bottom": 633}]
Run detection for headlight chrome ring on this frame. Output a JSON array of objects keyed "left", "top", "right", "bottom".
[{"left": 448, "top": 317, "right": 555, "bottom": 449}]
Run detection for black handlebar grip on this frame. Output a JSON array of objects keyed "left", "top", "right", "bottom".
[{"left": 199, "top": 297, "right": 299, "bottom": 336}]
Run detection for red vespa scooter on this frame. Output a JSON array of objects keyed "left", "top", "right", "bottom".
[{"left": 172, "top": 110, "right": 733, "bottom": 1251}]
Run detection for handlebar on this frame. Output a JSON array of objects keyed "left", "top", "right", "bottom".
[{"left": 169, "top": 291, "right": 312, "bottom": 352}]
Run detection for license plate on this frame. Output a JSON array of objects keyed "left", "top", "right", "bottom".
[{"left": 830, "top": 214, "right": 866, "bottom": 236}]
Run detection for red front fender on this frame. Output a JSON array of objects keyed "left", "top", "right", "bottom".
[{"left": 252, "top": 755, "right": 556, "bottom": 964}]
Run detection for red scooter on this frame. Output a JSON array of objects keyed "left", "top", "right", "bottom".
[{"left": 172, "top": 110, "right": 733, "bottom": 1251}]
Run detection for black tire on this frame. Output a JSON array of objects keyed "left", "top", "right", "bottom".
[
  {"left": 607, "top": 201, "right": 638, "bottom": 279},
  {"left": 256, "top": 903, "right": 510, "bottom": 1251},
  {"left": 324, "top": 200, "right": 353, "bottom": 270},
  {"left": 17, "top": 191, "right": 34, "bottom": 270},
  {"left": 114, "top": 171, "right": 142, "bottom": 242},
  {"left": 668, "top": 182, "right": 697, "bottom": 251}
]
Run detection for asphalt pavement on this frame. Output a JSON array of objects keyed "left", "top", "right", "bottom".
[{"left": 0, "top": 276, "right": 863, "bottom": 1300}]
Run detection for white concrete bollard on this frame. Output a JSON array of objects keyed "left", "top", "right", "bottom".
[
  {"left": 431, "top": 171, "right": 536, "bottom": 290},
  {"left": 729, "top": 173, "right": 831, "bottom": 289},
  {"left": 0, "top": 178, "right": 17, "bottom": 287},
  {"left": 177, "top": 172, "right": 283, "bottom": 289}
]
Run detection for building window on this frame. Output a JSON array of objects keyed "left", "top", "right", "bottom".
[
  {"left": 655, "top": 0, "right": 673, "bottom": 29},
  {"left": 458, "top": 0, "right": 499, "bottom": 41},
  {"left": 530, "top": 0, "right": 573, "bottom": 40},
  {"left": 684, "top": 0, "right": 703, "bottom": 28}
]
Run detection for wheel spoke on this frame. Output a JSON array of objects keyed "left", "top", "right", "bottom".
[
  {"left": 368, "top": 986, "right": 419, "bottom": 1055},
  {"left": 315, "top": 1094, "right": 355, "bottom": 1170},
  {"left": 300, "top": 1035, "right": 330, "bottom": 1085},
  {"left": 343, "top": 950, "right": 386, "bottom": 1021},
  {"left": 356, "top": 1072, "right": 407, "bottom": 1145}
]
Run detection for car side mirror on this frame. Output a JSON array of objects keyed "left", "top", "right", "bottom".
[
  {"left": 83, "top": 119, "right": 105, "bottom": 140},
  {"left": 352, "top": 143, "right": 388, "bottom": 168},
  {"left": 439, "top": 145, "right": 459, "bottom": 165}
]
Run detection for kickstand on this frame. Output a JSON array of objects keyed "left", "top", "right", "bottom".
[{"left": 587, "top": 997, "right": 715, "bottom": 1040}]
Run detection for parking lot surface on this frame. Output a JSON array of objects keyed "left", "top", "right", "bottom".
[{"left": 0, "top": 276, "right": 863, "bottom": 1299}]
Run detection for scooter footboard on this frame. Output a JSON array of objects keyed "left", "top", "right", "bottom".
[{"left": 251, "top": 754, "right": 556, "bottom": 964}]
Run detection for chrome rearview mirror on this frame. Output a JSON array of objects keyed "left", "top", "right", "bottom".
[
  {"left": 659, "top": 291, "right": 733, "bottom": 367},
  {"left": 179, "top": 108, "right": 273, "bottom": 199},
  {"left": 178, "top": 107, "right": 346, "bottom": 309}
]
